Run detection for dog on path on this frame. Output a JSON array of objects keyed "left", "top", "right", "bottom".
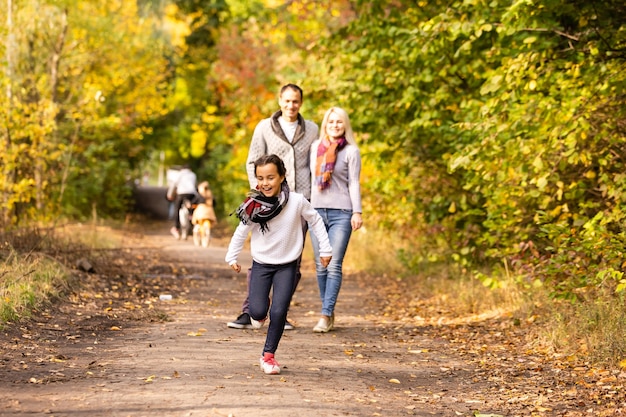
[{"left": 191, "top": 181, "right": 217, "bottom": 247}]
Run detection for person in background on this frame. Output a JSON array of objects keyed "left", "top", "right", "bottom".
[
  {"left": 166, "top": 165, "right": 197, "bottom": 239},
  {"left": 227, "top": 83, "right": 319, "bottom": 331},
  {"left": 225, "top": 154, "right": 332, "bottom": 375},
  {"left": 309, "top": 107, "right": 363, "bottom": 333}
]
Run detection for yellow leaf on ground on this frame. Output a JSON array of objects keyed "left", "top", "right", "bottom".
[{"left": 535, "top": 406, "right": 552, "bottom": 412}]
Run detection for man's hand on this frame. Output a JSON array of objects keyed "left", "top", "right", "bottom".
[
  {"left": 320, "top": 256, "right": 332, "bottom": 268},
  {"left": 230, "top": 263, "right": 241, "bottom": 273}
]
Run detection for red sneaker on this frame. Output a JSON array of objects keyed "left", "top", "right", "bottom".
[{"left": 259, "top": 353, "right": 280, "bottom": 375}]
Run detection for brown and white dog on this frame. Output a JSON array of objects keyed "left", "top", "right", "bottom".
[{"left": 191, "top": 181, "right": 217, "bottom": 247}]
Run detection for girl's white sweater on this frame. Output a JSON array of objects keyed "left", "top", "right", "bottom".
[{"left": 225, "top": 192, "right": 332, "bottom": 266}]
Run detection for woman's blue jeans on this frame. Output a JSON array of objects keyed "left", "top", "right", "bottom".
[{"left": 310, "top": 208, "right": 353, "bottom": 317}]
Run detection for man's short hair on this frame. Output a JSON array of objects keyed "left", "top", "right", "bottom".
[{"left": 280, "top": 84, "right": 303, "bottom": 101}]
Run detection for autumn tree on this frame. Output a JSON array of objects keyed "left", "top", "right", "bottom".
[
  {"left": 0, "top": 0, "right": 236, "bottom": 222},
  {"left": 0, "top": 0, "right": 173, "bottom": 223},
  {"left": 206, "top": 0, "right": 356, "bottom": 215}
]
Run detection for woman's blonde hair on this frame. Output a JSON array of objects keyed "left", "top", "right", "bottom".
[{"left": 319, "top": 107, "right": 357, "bottom": 146}]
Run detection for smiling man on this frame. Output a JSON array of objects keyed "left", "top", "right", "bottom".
[
  {"left": 245, "top": 84, "right": 318, "bottom": 200},
  {"left": 227, "top": 84, "right": 319, "bottom": 331}
]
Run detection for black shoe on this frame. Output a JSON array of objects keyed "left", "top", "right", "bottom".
[
  {"left": 284, "top": 319, "right": 295, "bottom": 330},
  {"left": 227, "top": 313, "right": 252, "bottom": 329}
]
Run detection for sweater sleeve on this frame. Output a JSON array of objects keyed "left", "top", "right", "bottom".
[
  {"left": 225, "top": 222, "right": 252, "bottom": 265},
  {"left": 348, "top": 146, "right": 363, "bottom": 213}
]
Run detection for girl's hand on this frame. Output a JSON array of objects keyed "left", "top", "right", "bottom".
[
  {"left": 351, "top": 213, "right": 363, "bottom": 231},
  {"left": 320, "top": 256, "right": 332, "bottom": 268},
  {"left": 231, "top": 263, "right": 241, "bottom": 273}
]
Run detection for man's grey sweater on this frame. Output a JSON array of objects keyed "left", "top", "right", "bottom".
[{"left": 246, "top": 111, "right": 319, "bottom": 199}]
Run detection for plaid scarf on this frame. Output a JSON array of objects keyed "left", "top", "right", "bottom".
[
  {"left": 233, "top": 181, "right": 290, "bottom": 233},
  {"left": 315, "top": 136, "right": 347, "bottom": 190}
]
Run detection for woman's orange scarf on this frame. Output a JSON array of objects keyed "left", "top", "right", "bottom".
[{"left": 315, "top": 136, "right": 347, "bottom": 190}]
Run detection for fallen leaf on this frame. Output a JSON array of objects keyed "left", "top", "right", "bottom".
[{"left": 389, "top": 378, "right": 401, "bottom": 384}]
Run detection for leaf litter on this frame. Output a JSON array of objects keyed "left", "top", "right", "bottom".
[{"left": 0, "top": 224, "right": 624, "bottom": 416}]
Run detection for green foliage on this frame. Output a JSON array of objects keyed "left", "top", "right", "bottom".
[{"left": 320, "top": 0, "right": 626, "bottom": 300}]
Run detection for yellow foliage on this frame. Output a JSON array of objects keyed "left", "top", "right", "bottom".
[{"left": 163, "top": 4, "right": 191, "bottom": 49}]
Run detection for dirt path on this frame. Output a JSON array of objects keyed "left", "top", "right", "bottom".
[{"left": 1, "top": 224, "right": 623, "bottom": 416}]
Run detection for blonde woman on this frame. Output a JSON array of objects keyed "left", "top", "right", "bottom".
[{"left": 309, "top": 107, "right": 363, "bottom": 333}]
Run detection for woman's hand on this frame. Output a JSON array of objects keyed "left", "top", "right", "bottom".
[
  {"left": 230, "top": 263, "right": 241, "bottom": 273},
  {"left": 320, "top": 256, "right": 332, "bottom": 268},
  {"left": 351, "top": 212, "right": 363, "bottom": 231}
]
